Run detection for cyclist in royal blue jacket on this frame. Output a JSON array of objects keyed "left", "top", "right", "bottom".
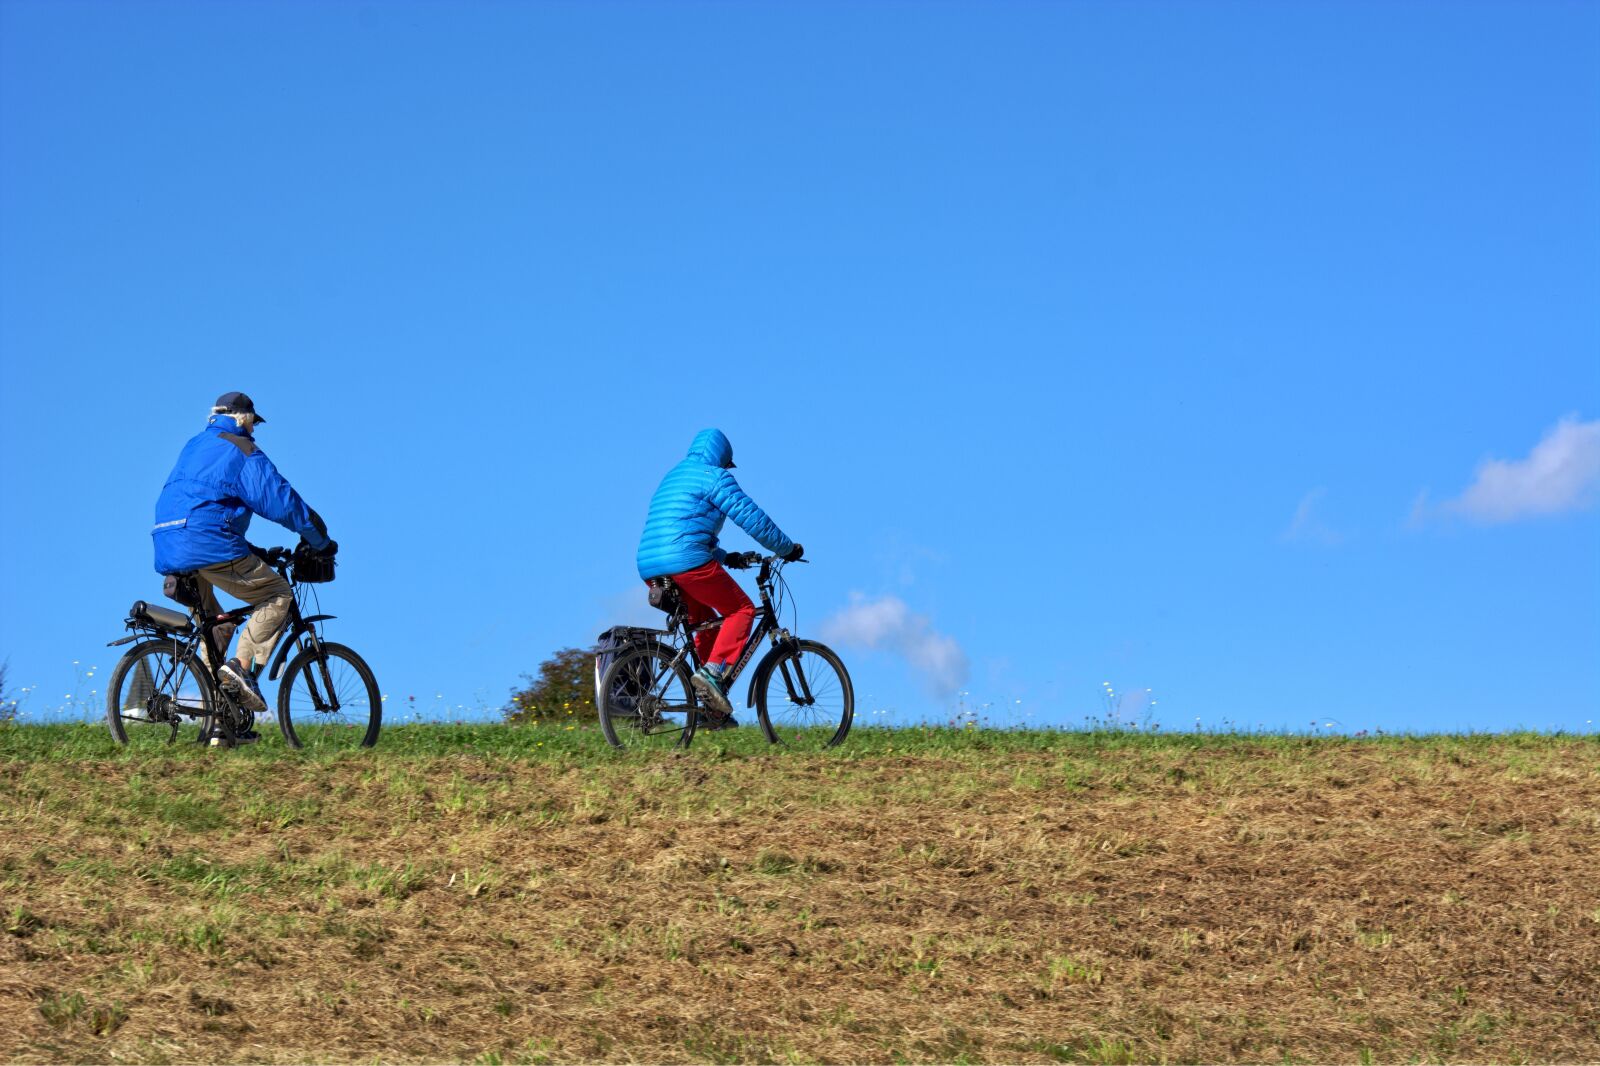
[
  {"left": 636, "top": 429, "right": 803, "bottom": 725},
  {"left": 152, "top": 392, "right": 335, "bottom": 720}
]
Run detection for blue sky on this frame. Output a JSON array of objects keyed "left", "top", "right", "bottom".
[{"left": 2, "top": 0, "right": 1596, "bottom": 733}]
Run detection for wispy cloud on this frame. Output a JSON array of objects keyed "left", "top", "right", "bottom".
[
  {"left": 820, "top": 593, "right": 969, "bottom": 697},
  {"left": 1282, "top": 487, "right": 1343, "bottom": 545},
  {"left": 1429, "top": 415, "right": 1600, "bottom": 524}
]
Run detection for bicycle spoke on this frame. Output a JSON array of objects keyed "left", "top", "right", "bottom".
[
  {"left": 759, "top": 644, "right": 852, "bottom": 751},
  {"left": 280, "top": 644, "right": 380, "bottom": 750},
  {"left": 107, "top": 641, "right": 215, "bottom": 748},
  {"left": 600, "top": 645, "right": 695, "bottom": 751}
]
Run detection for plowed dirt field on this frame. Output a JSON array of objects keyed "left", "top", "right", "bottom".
[{"left": 2, "top": 727, "right": 1597, "bottom": 1063}]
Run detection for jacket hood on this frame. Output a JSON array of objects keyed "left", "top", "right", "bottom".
[{"left": 685, "top": 428, "right": 733, "bottom": 469}]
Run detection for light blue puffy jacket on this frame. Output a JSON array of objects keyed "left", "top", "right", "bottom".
[
  {"left": 636, "top": 429, "right": 794, "bottom": 580},
  {"left": 152, "top": 414, "right": 330, "bottom": 574}
]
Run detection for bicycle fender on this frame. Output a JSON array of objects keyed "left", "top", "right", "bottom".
[
  {"left": 267, "top": 639, "right": 295, "bottom": 683},
  {"left": 744, "top": 659, "right": 767, "bottom": 709},
  {"left": 266, "top": 617, "right": 337, "bottom": 682}
]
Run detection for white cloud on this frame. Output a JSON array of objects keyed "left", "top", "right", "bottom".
[
  {"left": 1283, "top": 488, "right": 1343, "bottom": 544},
  {"left": 820, "top": 593, "right": 969, "bottom": 696},
  {"left": 1441, "top": 415, "right": 1600, "bottom": 523}
]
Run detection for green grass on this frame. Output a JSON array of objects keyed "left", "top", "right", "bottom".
[{"left": 3, "top": 718, "right": 1589, "bottom": 765}]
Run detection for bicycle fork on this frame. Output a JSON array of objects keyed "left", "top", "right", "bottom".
[
  {"left": 298, "top": 632, "right": 341, "bottom": 713},
  {"left": 772, "top": 633, "right": 817, "bottom": 707}
]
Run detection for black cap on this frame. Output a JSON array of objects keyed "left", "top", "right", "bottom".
[{"left": 214, "top": 391, "right": 266, "bottom": 424}]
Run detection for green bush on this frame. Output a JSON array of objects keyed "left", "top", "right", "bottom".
[{"left": 506, "top": 647, "right": 593, "bottom": 725}]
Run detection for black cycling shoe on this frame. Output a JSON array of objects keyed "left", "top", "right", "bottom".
[
  {"left": 219, "top": 658, "right": 267, "bottom": 712},
  {"left": 210, "top": 729, "right": 261, "bottom": 748},
  {"left": 699, "top": 713, "right": 739, "bottom": 731}
]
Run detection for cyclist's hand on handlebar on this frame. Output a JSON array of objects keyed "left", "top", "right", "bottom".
[
  {"left": 296, "top": 538, "right": 337, "bottom": 560},
  {"left": 723, "top": 551, "right": 754, "bottom": 570},
  {"left": 783, "top": 542, "right": 805, "bottom": 563}
]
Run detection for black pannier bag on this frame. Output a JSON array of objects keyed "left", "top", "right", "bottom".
[{"left": 593, "top": 626, "right": 663, "bottom": 709}]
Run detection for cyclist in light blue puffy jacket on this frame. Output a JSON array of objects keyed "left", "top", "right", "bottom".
[
  {"left": 151, "top": 392, "right": 335, "bottom": 721},
  {"left": 636, "top": 429, "right": 803, "bottom": 724}
]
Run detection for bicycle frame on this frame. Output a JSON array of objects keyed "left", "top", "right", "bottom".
[
  {"left": 656, "top": 558, "right": 822, "bottom": 711},
  {"left": 109, "top": 552, "right": 345, "bottom": 720}
]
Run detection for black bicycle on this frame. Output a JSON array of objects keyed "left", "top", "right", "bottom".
[
  {"left": 104, "top": 545, "right": 381, "bottom": 750},
  {"left": 596, "top": 553, "right": 853, "bottom": 751}
]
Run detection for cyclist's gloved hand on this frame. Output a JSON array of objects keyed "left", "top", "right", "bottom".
[
  {"left": 783, "top": 543, "right": 805, "bottom": 562},
  {"left": 723, "top": 551, "right": 752, "bottom": 570},
  {"left": 295, "top": 538, "right": 337, "bottom": 560}
]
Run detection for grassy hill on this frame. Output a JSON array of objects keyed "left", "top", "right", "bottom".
[{"left": 2, "top": 724, "right": 1597, "bottom": 1063}]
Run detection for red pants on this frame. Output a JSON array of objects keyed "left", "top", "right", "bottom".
[{"left": 660, "top": 559, "right": 755, "bottom": 667}]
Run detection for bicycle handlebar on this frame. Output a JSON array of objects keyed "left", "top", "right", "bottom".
[
  {"left": 252, "top": 541, "right": 336, "bottom": 570},
  {"left": 725, "top": 552, "right": 808, "bottom": 578},
  {"left": 251, "top": 544, "right": 294, "bottom": 567}
]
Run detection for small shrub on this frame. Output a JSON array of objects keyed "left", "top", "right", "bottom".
[{"left": 506, "top": 648, "right": 594, "bottom": 724}]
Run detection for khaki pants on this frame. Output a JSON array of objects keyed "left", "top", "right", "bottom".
[{"left": 194, "top": 554, "right": 293, "bottom": 667}]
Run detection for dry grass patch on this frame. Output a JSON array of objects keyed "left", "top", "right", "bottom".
[{"left": 1, "top": 731, "right": 1597, "bottom": 1062}]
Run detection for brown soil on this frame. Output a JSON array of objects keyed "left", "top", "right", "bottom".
[{"left": 2, "top": 741, "right": 1598, "bottom": 1063}]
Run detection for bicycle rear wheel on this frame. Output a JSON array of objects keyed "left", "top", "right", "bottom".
[
  {"left": 276, "top": 641, "right": 381, "bottom": 751},
  {"left": 756, "top": 639, "right": 854, "bottom": 750},
  {"left": 105, "top": 639, "right": 219, "bottom": 749},
  {"left": 598, "top": 642, "right": 698, "bottom": 751}
]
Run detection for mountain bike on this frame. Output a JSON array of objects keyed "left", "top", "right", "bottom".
[
  {"left": 596, "top": 553, "right": 853, "bottom": 752},
  {"left": 105, "top": 545, "right": 380, "bottom": 750}
]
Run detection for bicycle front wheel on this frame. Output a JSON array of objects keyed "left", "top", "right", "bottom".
[
  {"left": 598, "top": 642, "right": 698, "bottom": 751},
  {"left": 276, "top": 641, "right": 381, "bottom": 750},
  {"left": 105, "top": 638, "right": 219, "bottom": 749},
  {"left": 756, "top": 639, "right": 854, "bottom": 750}
]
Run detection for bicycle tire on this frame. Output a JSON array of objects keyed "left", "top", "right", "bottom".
[
  {"left": 755, "top": 639, "right": 854, "bottom": 750},
  {"left": 598, "top": 642, "right": 698, "bottom": 751},
  {"left": 276, "top": 641, "right": 381, "bottom": 750},
  {"left": 105, "top": 639, "right": 219, "bottom": 748}
]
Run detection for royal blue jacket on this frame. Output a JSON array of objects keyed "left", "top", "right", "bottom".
[
  {"left": 152, "top": 415, "right": 330, "bottom": 574},
  {"left": 636, "top": 429, "right": 794, "bottom": 580}
]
